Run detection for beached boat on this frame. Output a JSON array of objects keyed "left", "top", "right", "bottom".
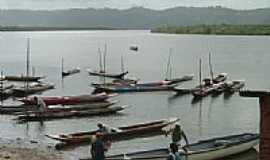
[
  {"left": 12, "top": 83, "right": 55, "bottom": 97},
  {"left": 0, "top": 83, "right": 15, "bottom": 100},
  {"left": 17, "top": 100, "right": 118, "bottom": 114},
  {"left": 62, "top": 68, "right": 80, "bottom": 77},
  {"left": 46, "top": 117, "right": 179, "bottom": 144},
  {"left": 17, "top": 105, "right": 127, "bottom": 121},
  {"left": 0, "top": 104, "right": 35, "bottom": 114},
  {"left": 224, "top": 80, "right": 245, "bottom": 93},
  {"left": 94, "top": 84, "right": 177, "bottom": 93},
  {"left": 81, "top": 133, "right": 258, "bottom": 160},
  {"left": 18, "top": 92, "right": 116, "bottom": 105}
]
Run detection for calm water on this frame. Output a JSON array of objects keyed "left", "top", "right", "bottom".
[{"left": 0, "top": 30, "right": 266, "bottom": 159}]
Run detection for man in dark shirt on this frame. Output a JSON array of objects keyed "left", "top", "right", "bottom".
[{"left": 91, "top": 132, "right": 106, "bottom": 160}]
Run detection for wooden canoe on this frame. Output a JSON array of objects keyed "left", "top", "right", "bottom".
[
  {"left": 87, "top": 69, "right": 129, "bottom": 79},
  {"left": 12, "top": 83, "right": 54, "bottom": 97},
  {"left": 0, "top": 104, "right": 35, "bottom": 114},
  {"left": 94, "top": 84, "right": 177, "bottom": 93},
  {"left": 224, "top": 80, "right": 245, "bottom": 93},
  {"left": 13, "top": 100, "right": 119, "bottom": 115},
  {"left": 165, "top": 74, "right": 194, "bottom": 85},
  {"left": 212, "top": 73, "right": 227, "bottom": 84},
  {"left": 4, "top": 75, "right": 45, "bottom": 82},
  {"left": 91, "top": 79, "right": 137, "bottom": 88},
  {"left": 62, "top": 68, "right": 80, "bottom": 77},
  {"left": 17, "top": 105, "right": 127, "bottom": 121},
  {"left": 18, "top": 92, "right": 116, "bottom": 105},
  {"left": 46, "top": 117, "right": 179, "bottom": 144},
  {"left": 80, "top": 133, "right": 258, "bottom": 160}
]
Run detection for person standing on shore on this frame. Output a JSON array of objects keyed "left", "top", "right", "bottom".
[
  {"left": 91, "top": 132, "right": 107, "bottom": 160},
  {"left": 33, "top": 96, "right": 48, "bottom": 117},
  {"left": 167, "top": 143, "right": 183, "bottom": 160},
  {"left": 171, "top": 124, "right": 189, "bottom": 147}
]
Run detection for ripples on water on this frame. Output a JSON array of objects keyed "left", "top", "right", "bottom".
[{"left": 0, "top": 30, "right": 265, "bottom": 159}]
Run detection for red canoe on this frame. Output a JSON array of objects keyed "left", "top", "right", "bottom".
[{"left": 18, "top": 93, "right": 117, "bottom": 105}]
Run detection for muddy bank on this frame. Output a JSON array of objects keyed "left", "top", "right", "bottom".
[{"left": 0, "top": 138, "right": 64, "bottom": 160}]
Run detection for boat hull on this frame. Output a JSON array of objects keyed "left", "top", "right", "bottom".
[
  {"left": 46, "top": 118, "right": 179, "bottom": 145},
  {"left": 94, "top": 85, "right": 177, "bottom": 93},
  {"left": 88, "top": 71, "right": 128, "bottom": 79},
  {"left": 17, "top": 106, "right": 126, "bottom": 121},
  {"left": 18, "top": 93, "right": 114, "bottom": 105},
  {"left": 82, "top": 133, "right": 259, "bottom": 160},
  {"left": 4, "top": 75, "right": 44, "bottom": 82}
]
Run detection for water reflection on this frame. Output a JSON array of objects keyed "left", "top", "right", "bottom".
[
  {"left": 198, "top": 101, "right": 203, "bottom": 136},
  {"left": 223, "top": 92, "right": 234, "bottom": 100},
  {"left": 191, "top": 96, "right": 202, "bottom": 105},
  {"left": 167, "top": 93, "right": 188, "bottom": 105}
]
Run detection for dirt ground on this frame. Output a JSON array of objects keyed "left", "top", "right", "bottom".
[
  {"left": 0, "top": 147, "right": 63, "bottom": 160},
  {"left": 0, "top": 138, "right": 64, "bottom": 160}
]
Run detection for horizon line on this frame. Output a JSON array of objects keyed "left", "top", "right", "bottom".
[{"left": 0, "top": 5, "right": 269, "bottom": 12}]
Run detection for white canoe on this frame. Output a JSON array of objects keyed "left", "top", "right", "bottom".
[{"left": 81, "top": 133, "right": 258, "bottom": 160}]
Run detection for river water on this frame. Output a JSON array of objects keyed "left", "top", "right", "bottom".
[{"left": 0, "top": 30, "right": 266, "bottom": 159}]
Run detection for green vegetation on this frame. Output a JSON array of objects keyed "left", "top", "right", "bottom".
[{"left": 152, "top": 25, "right": 270, "bottom": 35}]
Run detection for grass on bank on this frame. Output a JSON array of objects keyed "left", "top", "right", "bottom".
[{"left": 151, "top": 24, "right": 270, "bottom": 35}]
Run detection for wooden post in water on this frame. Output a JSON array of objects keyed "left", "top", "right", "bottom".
[{"left": 239, "top": 90, "right": 270, "bottom": 160}]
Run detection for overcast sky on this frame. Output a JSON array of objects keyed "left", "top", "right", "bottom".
[{"left": 0, "top": 0, "right": 269, "bottom": 10}]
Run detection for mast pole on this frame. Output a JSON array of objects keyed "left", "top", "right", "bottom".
[
  {"left": 121, "top": 55, "right": 124, "bottom": 73},
  {"left": 25, "top": 38, "right": 30, "bottom": 95},
  {"left": 199, "top": 58, "right": 202, "bottom": 90},
  {"left": 0, "top": 70, "right": 3, "bottom": 105},
  {"left": 209, "top": 52, "right": 214, "bottom": 82},
  {"left": 98, "top": 48, "right": 103, "bottom": 72},
  {"left": 103, "top": 44, "right": 107, "bottom": 73},
  {"left": 165, "top": 48, "right": 172, "bottom": 80},
  {"left": 61, "top": 57, "right": 64, "bottom": 77},
  {"left": 103, "top": 44, "right": 107, "bottom": 83}
]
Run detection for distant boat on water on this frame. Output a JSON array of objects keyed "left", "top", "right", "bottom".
[
  {"left": 9, "top": 38, "right": 52, "bottom": 97},
  {"left": 4, "top": 39, "right": 45, "bottom": 82},
  {"left": 87, "top": 46, "right": 128, "bottom": 79},
  {"left": 129, "top": 45, "right": 138, "bottom": 51},
  {"left": 61, "top": 58, "right": 80, "bottom": 77}
]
